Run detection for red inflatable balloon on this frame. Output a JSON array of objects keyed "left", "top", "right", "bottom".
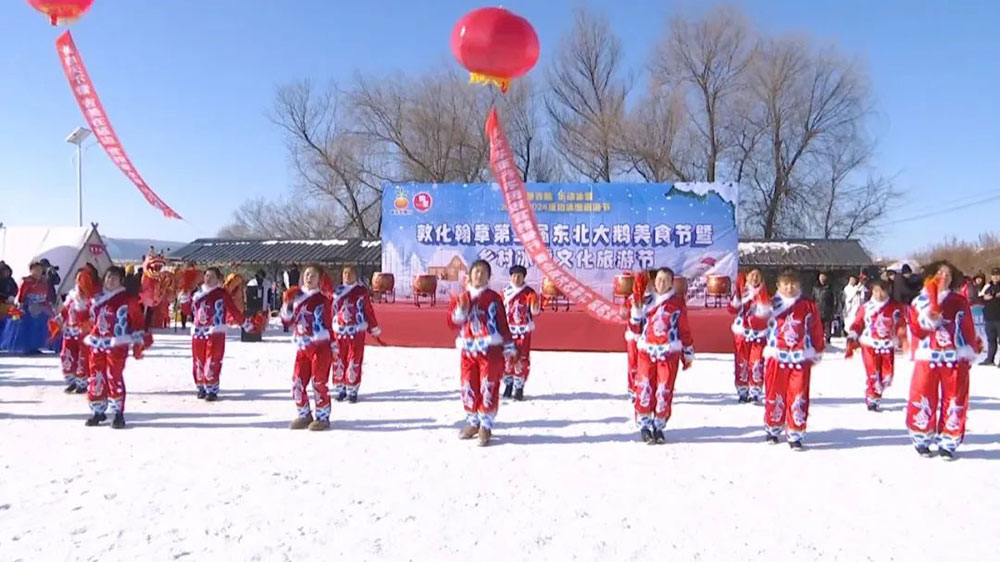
[
  {"left": 26, "top": 0, "right": 94, "bottom": 26},
  {"left": 450, "top": 7, "right": 539, "bottom": 92}
]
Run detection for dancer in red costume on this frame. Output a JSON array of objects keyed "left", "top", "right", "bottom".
[
  {"left": 845, "top": 280, "right": 905, "bottom": 411},
  {"left": 83, "top": 267, "right": 146, "bottom": 429},
  {"left": 56, "top": 267, "right": 100, "bottom": 394},
  {"left": 906, "top": 261, "right": 982, "bottom": 460},
  {"left": 728, "top": 269, "right": 771, "bottom": 404},
  {"left": 281, "top": 265, "right": 335, "bottom": 431},
  {"left": 762, "top": 269, "right": 825, "bottom": 450},
  {"left": 448, "top": 260, "right": 516, "bottom": 447},
  {"left": 501, "top": 265, "right": 540, "bottom": 401},
  {"left": 330, "top": 265, "right": 381, "bottom": 403},
  {"left": 630, "top": 268, "right": 694, "bottom": 445},
  {"left": 622, "top": 271, "right": 653, "bottom": 402},
  {"left": 189, "top": 267, "right": 245, "bottom": 401}
]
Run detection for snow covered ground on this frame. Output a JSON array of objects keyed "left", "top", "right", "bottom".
[{"left": 2, "top": 331, "right": 999, "bottom": 561}]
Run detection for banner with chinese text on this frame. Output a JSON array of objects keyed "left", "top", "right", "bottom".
[{"left": 381, "top": 182, "right": 738, "bottom": 307}]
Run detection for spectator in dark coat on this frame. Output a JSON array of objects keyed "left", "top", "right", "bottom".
[
  {"left": 891, "top": 264, "right": 921, "bottom": 305},
  {"left": 980, "top": 268, "right": 1000, "bottom": 367},
  {"left": 811, "top": 272, "right": 836, "bottom": 343},
  {"left": 0, "top": 262, "right": 18, "bottom": 303},
  {"left": 970, "top": 273, "right": 987, "bottom": 306},
  {"left": 38, "top": 259, "right": 61, "bottom": 304}
]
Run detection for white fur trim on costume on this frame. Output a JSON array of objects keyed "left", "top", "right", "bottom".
[
  {"left": 503, "top": 284, "right": 529, "bottom": 307},
  {"left": 455, "top": 333, "right": 503, "bottom": 352},
  {"left": 466, "top": 285, "right": 487, "bottom": 299},
  {"left": 370, "top": 326, "right": 382, "bottom": 337},
  {"left": 91, "top": 287, "right": 125, "bottom": 309},
  {"left": 451, "top": 307, "right": 468, "bottom": 325}
]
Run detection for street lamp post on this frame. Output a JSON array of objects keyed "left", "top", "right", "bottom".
[{"left": 65, "top": 127, "right": 92, "bottom": 227}]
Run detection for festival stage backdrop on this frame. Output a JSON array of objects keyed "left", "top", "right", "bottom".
[{"left": 381, "top": 182, "right": 738, "bottom": 307}]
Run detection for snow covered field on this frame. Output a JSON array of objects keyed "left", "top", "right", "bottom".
[{"left": 2, "top": 331, "right": 999, "bottom": 561}]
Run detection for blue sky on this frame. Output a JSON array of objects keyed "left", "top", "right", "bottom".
[{"left": 1, "top": 0, "right": 997, "bottom": 258}]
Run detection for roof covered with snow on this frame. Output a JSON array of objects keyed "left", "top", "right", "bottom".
[
  {"left": 738, "top": 238, "right": 873, "bottom": 268},
  {"left": 170, "top": 238, "right": 382, "bottom": 266}
]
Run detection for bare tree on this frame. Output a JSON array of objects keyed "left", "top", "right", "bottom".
[
  {"left": 545, "top": 8, "right": 631, "bottom": 182},
  {"left": 218, "top": 197, "right": 345, "bottom": 239},
  {"left": 620, "top": 85, "right": 694, "bottom": 182},
  {"left": 652, "top": 5, "right": 755, "bottom": 182},
  {"left": 271, "top": 81, "right": 384, "bottom": 237},
  {"left": 743, "top": 38, "right": 870, "bottom": 238},
  {"left": 496, "top": 78, "right": 563, "bottom": 182},
  {"left": 351, "top": 68, "right": 492, "bottom": 184}
]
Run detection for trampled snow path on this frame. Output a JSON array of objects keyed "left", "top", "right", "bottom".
[{"left": 1, "top": 331, "right": 999, "bottom": 561}]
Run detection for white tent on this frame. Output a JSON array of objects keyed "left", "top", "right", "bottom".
[{"left": 0, "top": 224, "right": 114, "bottom": 297}]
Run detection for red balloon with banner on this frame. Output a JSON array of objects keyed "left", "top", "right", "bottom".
[
  {"left": 451, "top": 7, "right": 626, "bottom": 325},
  {"left": 450, "top": 7, "right": 540, "bottom": 92},
  {"left": 26, "top": 0, "right": 94, "bottom": 26}
]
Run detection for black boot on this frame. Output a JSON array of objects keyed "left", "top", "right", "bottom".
[
  {"left": 514, "top": 387, "right": 524, "bottom": 401},
  {"left": 348, "top": 392, "right": 358, "bottom": 404},
  {"left": 653, "top": 429, "right": 665, "bottom": 444},
  {"left": 916, "top": 445, "right": 933, "bottom": 458},
  {"left": 867, "top": 402, "right": 879, "bottom": 412},
  {"left": 788, "top": 440, "right": 804, "bottom": 451},
  {"left": 335, "top": 389, "right": 347, "bottom": 402},
  {"left": 111, "top": 413, "right": 126, "bottom": 429},
  {"left": 196, "top": 388, "right": 207, "bottom": 400},
  {"left": 74, "top": 383, "right": 87, "bottom": 394},
  {"left": 205, "top": 392, "right": 218, "bottom": 402},
  {"left": 640, "top": 428, "right": 654, "bottom": 443},
  {"left": 939, "top": 448, "right": 956, "bottom": 461},
  {"left": 502, "top": 384, "right": 514, "bottom": 399},
  {"left": 64, "top": 381, "right": 78, "bottom": 394},
  {"left": 765, "top": 435, "right": 779, "bottom": 445},
  {"left": 85, "top": 413, "right": 106, "bottom": 426}
]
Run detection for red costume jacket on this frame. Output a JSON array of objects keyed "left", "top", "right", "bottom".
[
  {"left": 448, "top": 285, "right": 515, "bottom": 355},
  {"left": 728, "top": 283, "right": 771, "bottom": 342},
  {"left": 281, "top": 288, "right": 333, "bottom": 349},
  {"left": 763, "top": 294, "right": 825, "bottom": 365},
  {"left": 191, "top": 285, "right": 243, "bottom": 338},
  {"left": 60, "top": 288, "right": 93, "bottom": 338},
  {"left": 909, "top": 289, "right": 981, "bottom": 365},
  {"left": 331, "top": 283, "right": 380, "bottom": 338},
  {"left": 502, "top": 284, "right": 540, "bottom": 338},
  {"left": 848, "top": 299, "right": 905, "bottom": 353},
  {"left": 84, "top": 288, "right": 145, "bottom": 350},
  {"left": 630, "top": 290, "right": 694, "bottom": 361}
]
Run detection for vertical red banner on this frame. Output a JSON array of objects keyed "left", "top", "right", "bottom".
[
  {"left": 55, "top": 31, "right": 182, "bottom": 220},
  {"left": 486, "top": 108, "right": 625, "bottom": 325}
]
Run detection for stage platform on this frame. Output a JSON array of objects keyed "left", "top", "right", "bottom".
[{"left": 371, "top": 301, "right": 734, "bottom": 353}]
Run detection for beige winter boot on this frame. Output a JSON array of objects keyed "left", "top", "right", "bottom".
[
  {"left": 308, "top": 419, "right": 331, "bottom": 431},
  {"left": 477, "top": 427, "right": 492, "bottom": 447},
  {"left": 290, "top": 414, "right": 313, "bottom": 430},
  {"left": 458, "top": 425, "right": 479, "bottom": 440}
]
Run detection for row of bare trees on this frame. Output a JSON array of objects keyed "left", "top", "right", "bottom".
[{"left": 221, "top": 5, "right": 895, "bottom": 241}]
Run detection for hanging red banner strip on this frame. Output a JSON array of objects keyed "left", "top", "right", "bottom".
[
  {"left": 486, "top": 108, "right": 625, "bottom": 325},
  {"left": 55, "top": 31, "right": 182, "bottom": 220}
]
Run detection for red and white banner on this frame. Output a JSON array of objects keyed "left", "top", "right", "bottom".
[
  {"left": 55, "top": 31, "right": 182, "bottom": 220},
  {"left": 87, "top": 243, "right": 105, "bottom": 256},
  {"left": 486, "top": 108, "right": 625, "bottom": 325}
]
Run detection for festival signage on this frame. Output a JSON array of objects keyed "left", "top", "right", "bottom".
[{"left": 380, "top": 173, "right": 738, "bottom": 313}]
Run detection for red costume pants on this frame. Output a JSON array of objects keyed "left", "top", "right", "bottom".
[
  {"left": 87, "top": 346, "right": 128, "bottom": 415},
  {"left": 733, "top": 336, "right": 765, "bottom": 396},
  {"left": 861, "top": 347, "right": 895, "bottom": 406},
  {"left": 293, "top": 343, "right": 333, "bottom": 421},
  {"left": 763, "top": 359, "right": 812, "bottom": 442},
  {"left": 626, "top": 340, "right": 639, "bottom": 397},
  {"left": 60, "top": 336, "right": 90, "bottom": 388},
  {"left": 503, "top": 334, "right": 532, "bottom": 389},
  {"left": 906, "top": 360, "right": 970, "bottom": 452},
  {"left": 460, "top": 348, "right": 504, "bottom": 430},
  {"left": 634, "top": 353, "right": 680, "bottom": 430},
  {"left": 192, "top": 333, "right": 226, "bottom": 392},
  {"left": 333, "top": 336, "right": 366, "bottom": 394}
]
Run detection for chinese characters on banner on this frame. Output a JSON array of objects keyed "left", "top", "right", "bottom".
[
  {"left": 55, "top": 32, "right": 182, "bottom": 220},
  {"left": 485, "top": 108, "right": 624, "bottom": 324},
  {"left": 379, "top": 119, "right": 738, "bottom": 321}
]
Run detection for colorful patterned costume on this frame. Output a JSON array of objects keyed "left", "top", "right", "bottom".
[
  {"left": 502, "top": 283, "right": 540, "bottom": 392},
  {"left": 847, "top": 299, "right": 905, "bottom": 408},
  {"left": 331, "top": 282, "right": 380, "bottom": 400},
  {"left": 281, "top": 287, "right": 334, "bottom": 422},
  {"left": 631, "top": 290, "right": 695, "bottom": 432}
]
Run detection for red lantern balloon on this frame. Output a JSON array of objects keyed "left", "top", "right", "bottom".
[
  {"left": 26, "top": 0, "right": 94, "bottom": 26},
  {"left": 450, "top": 7, "right": 540, "bottom": 92}
]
